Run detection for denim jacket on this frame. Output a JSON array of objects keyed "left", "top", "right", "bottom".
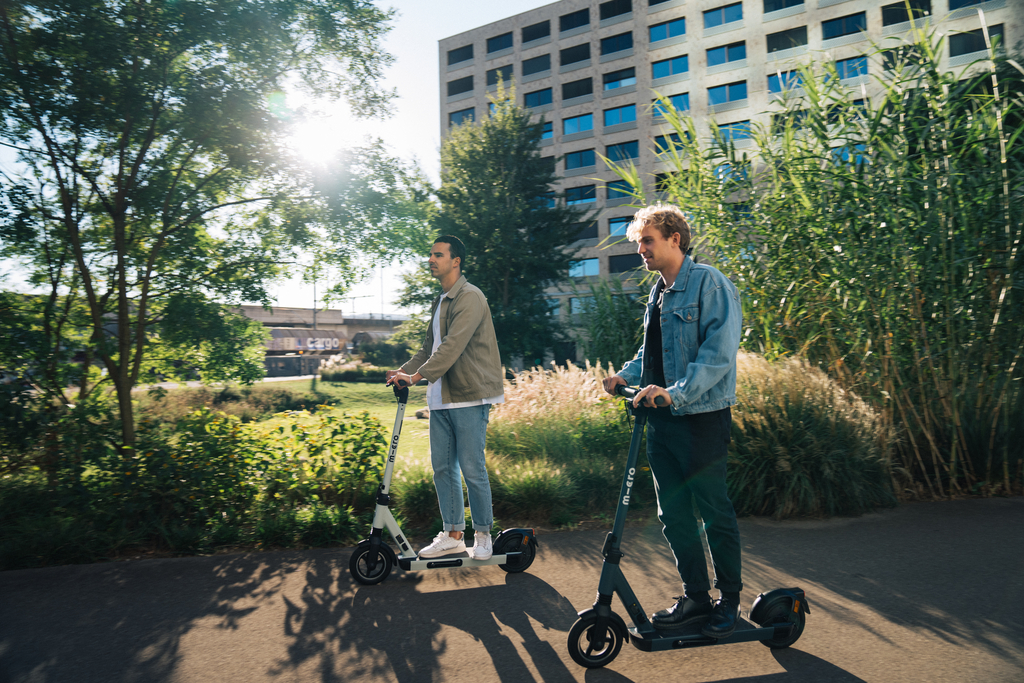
[{"left": 618, "top": 256, "right": 742, "bottom": 415}]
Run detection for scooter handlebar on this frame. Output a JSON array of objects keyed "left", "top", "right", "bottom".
[{"left": 614, "top": 384, "right": 668, "bottom": 407}]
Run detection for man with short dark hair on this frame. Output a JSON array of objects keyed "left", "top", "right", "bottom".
[
  {"left": 603, "top": 204, "right": 744, "bottom": 638},
  {"left": 387, "top": 236, "right": 504, "bottom": 560}
]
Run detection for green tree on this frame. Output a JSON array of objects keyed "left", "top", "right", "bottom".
[
  {"left": 433, "top": 88, "right": 585, "bottom": 364},
  {"left": 0, "top": 0, "right": 404, "bottom": 456},
  {"left": 573, "top": 277, "right": 646, "bottom": 369}
]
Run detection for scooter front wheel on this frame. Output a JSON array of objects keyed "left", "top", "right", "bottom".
[
  {"left": 349, "top": 540, "right": 395, "bottom": 585},
  {"left": 567, "top": 609, "right": 626, "bottom": 668}
]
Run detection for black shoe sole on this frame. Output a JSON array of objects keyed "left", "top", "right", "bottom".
[{"left": 700, "top": 625, "right": 736, "bottom": 639}]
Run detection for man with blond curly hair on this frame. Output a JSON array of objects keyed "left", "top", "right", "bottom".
[{"left": 603, "top": 204, "right": 744, "bottom": 638}]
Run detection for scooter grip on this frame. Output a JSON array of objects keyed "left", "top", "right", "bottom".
[{"left": 615, "top": 384, "right": 668, "bottom": 407}]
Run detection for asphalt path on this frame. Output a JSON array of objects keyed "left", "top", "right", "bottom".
[{"left": 2, "top": 498, "right": 1022, "bottom": 683}]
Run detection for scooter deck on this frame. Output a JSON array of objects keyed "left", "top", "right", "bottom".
[
  {"left": 628, "top": 617, "right": 779, "bottom": 652},
  {"left": 397, "top": 551, "right": 525, "bottom": 571}
]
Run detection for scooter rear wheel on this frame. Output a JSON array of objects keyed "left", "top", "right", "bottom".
[
  {"left": 494, "top": 532, "right": 536, "bottom": 573},
  {"left": 756, "top": 600, "right": 806, "bottom": 648},
  {"left": 349, "top": 540, "right": 394, "bottom": 585},
  {"left": 567, "top": 610, "right": 626, "bottom": 668}
]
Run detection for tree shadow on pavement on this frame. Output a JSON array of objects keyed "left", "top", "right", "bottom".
[
  {"left": 270, "top": 562, "right": 581, "bottom": 683},
  {"left": 0, "top": 550, "right": 300, "bottom": 683}
]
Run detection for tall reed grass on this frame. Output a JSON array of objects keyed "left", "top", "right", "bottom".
[{"left": 612, "top": 21, "right": 1024, "bottom": 498}]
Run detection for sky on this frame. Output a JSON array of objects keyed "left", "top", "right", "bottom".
[{"left": 269, "top": 0, "right": 555, "bottom": 317}]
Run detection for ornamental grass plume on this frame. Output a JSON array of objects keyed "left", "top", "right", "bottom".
[{"left": 729, "top": 352, "right": 897, "bottom": 518}]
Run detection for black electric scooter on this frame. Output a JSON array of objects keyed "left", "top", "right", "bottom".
[
  {"left": 566, "top": 385, "right": 809, "bottom": 668},
  {"left": 348, "top": 381, "right": 538, "bottom": 585}
]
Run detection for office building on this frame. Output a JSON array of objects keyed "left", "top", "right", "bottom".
[{"left": 439, "top": 0, "right": 1021, "bottom": 330}]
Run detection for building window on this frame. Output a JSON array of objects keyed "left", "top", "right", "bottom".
[
  {"left": 607, "top": 180, "right": 633, "bottom": 200},
  {"left": 653, "top": 93, "right": 690, "bottom": 116},
  {"left": 767, "top": 26, "right": 807, "bottom": 53},
  {"left": 600, "top": 0, "right": 633, "bottom": 20},
  {"left": 835, "top": 55, "right": 868, "bottom": 80},
  {"left": 541, "top": 121, "right": 553, "bottom": 140},
  {"left": 609, "top": 216, "right": 632, "bottom": 235},
  {"left": 449, "top": 108, "right": 474, "bottom": 126},
  {"left": 607, "top": 141, "right": 640, "bottom": 162},
  {"left": 650, "top": 18, "right": 686, "bottom": 43},
  {"left": 570, "top": 258, "right": 600, "bottom": 277},
  {"left": 655, "top": 172, "right": 677, "bottom": 192},
  {"left": 708, "top": 81, "right": 747, "bottom": 106},
  {"left": 572, "top": 221, "right": 599, "bottom": 240},
  {"left": 524, "top": 88, "right": 553, "bottom": 108},
  {"left": 771, "top": 109, "right": 809, "bottom": 134},
  {"left": 523, "top": 54, "right": 551, "bottom": 76},
  {"left": 538, "top": 191, "right": 556, "bottom": 207},
  {"left": 448, "top": 44, "right": 473, "bottom": 66},
  {"left": 704, "top": 2, "right": 743, "bottom": 28},
  {"left": 609, "top": 253, "right": 644, "bottom": 273},
  {"left": 447, "top": 76, "right": 473, "bottom": 97},
  {"left": 719, "top": 120, "right": 752, "bottom": 142},
  {"left": 822, "top": 12, "right": 866, "bottom": 40},
  {"left": 650, "top": 0, "right": 673, "bottom": 5},
  {"left": 601, "top": 32, "right": 634, "bottom": 55},
  {"left": 547, "top": 299, "right": 561, "bottom": 317},
  {"left": 566, "top": 185, "right": 597, "bottom": 205},
  {"left": 561, "top": 43, "right": 591, "bottom": 66},
  {"left": 563, "top": 77, "right": 593, "bottom": 100},
  {"left": 654, "top": 132, "right": 686, "bottom": 152},
  {"left": 949, "top": 25, "right": 1003, "bottom": 56},
  {"left": 604, "top": 104, "right": 637, "bottom": 126},
  {"left": 565, "top": 150, "right": 596, "bottom": 170},
  {"left": 764, "top": 0, "right": 803, "bottom": 12},
  {"left": 768, "top": 69, "right": 802, "bottom": 92},
  {"left": 560, "top": 8, "right": 590, "bottom": 32},
  {"left": 652, "top": 55, "right": 689, "bottom": 79},
  {"left": 708, "top": 41, "right": 746, "bottom": 67},
  {"left": 563, "top": 113, "right": 594, "bottom": 135},
  {"left": 881, "top": 0, "right": 929, "bottom": 26},
  {"left": 948, "top": 0, "right": 986, "bottom": 9},
  {"left": 487, "top": 32, "right": 513, "bottom": 54},
  {"left": 603, "top": 67, "right": 637, "bottom": 90},
  {"left": 523, "top": 20, "right": 550, "bottom": 43},
  {"left": 486, "top": 65, "right": 513, "bottom": 87}
]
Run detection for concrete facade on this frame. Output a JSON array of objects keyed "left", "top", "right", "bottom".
[{"left": 438, "top": 0, "right": 1022, "bottom": 322}]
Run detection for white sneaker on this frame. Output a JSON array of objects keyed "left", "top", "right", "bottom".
[
  {"left": 418, "top": 531, "right": 466, "bottom": 558},
  {"left": 471, "top": 531, "right": 492, "bottom": 561}
]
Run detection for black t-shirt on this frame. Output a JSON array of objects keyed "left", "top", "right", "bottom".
[{"left": 643, "top": 280, "right": 675, "bottom": 416}]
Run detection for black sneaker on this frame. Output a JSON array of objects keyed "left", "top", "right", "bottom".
[
  {"left": 701, "top": 596, "right": 740, "bottom": 639},
  {"left": 651, "top": 596, "right": 714, "bottom": 630}
]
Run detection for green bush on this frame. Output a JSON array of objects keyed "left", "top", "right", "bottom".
[
  {"left": 729, "top": 353, "right": 896, "bottom": 518},
  {"left": 358, "top": 339, "right": 412, "bottom": 368},
  {"left": 135, "top": 383, "right": 338, "bottom": 425}
]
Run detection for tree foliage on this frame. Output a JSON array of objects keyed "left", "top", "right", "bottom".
[
  {"left": 0, "top": 0, "right": 414, "bottom": 456},
  {"left": 433, "top": 88, "right": 585, "bottom": 364}
]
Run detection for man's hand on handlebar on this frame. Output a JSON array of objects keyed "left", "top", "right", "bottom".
[
  {"left": 386, "top": 370, "right": 421, "bottom": 388},
  {"left": 603, "top": 375, "right": 627, "bottom": 396},
  {"left": 632, "top": 384, "right": 671, "bottom": 409}
]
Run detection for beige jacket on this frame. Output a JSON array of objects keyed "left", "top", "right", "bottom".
[{"left": 401, "top": 275, "right": 504, "bottom": 404}]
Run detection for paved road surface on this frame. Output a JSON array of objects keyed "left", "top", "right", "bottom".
[{"left": 2, "top": 498, "right": 1022, "bottom": 683}]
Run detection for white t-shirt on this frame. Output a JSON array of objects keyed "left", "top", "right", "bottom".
[{"left": 426, "top": 292, "right": 505, "bottom": 411}]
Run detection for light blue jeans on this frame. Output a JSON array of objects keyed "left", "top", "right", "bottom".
[{"left": 429, "top": 404, "right": 493, "bottom": 532}]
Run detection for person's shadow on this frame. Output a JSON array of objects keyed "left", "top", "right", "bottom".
[{"left": 272, "top": 564, "right": 580, "bottom": 683}]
